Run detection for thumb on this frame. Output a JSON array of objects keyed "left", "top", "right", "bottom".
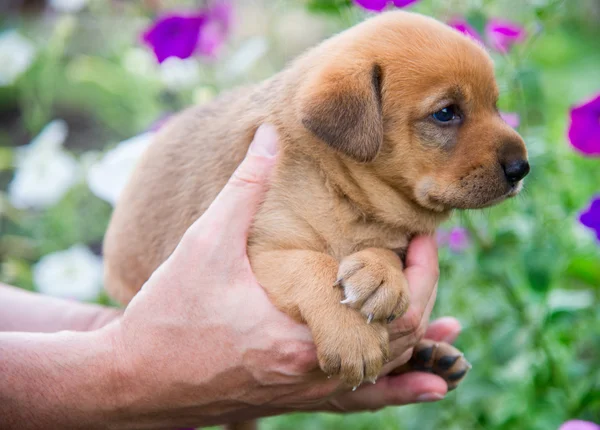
[{"left": 186, "top": 123, "right": 280, "bottom": 250}]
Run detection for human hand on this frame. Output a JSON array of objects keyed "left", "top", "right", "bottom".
[{"left": 103, "top": 124, "right": 458, "bottom": 428}]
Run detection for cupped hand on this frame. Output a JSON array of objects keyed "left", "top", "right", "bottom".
[{"left": 105, "top": 124, "right": 459, "bottom": 428}]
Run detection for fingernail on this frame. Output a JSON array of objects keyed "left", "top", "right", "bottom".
[
  {"left": 416, "top": 393, "right": 445, "bottom": 403},
  {"left": 249, "top": 124, "right": 279, "bottom": 158}
]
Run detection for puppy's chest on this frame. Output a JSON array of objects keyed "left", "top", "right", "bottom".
[{"left": 330, "top": 222, "right": 411, "bottom": 261}]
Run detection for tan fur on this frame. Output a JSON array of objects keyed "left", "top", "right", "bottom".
[{"left": 104, "top": 9, "right": 527, "bottom": 400}]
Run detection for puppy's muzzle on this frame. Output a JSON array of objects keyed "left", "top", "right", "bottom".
[{"left": 502, "top": 159, "right": 530, "bottom": 184}]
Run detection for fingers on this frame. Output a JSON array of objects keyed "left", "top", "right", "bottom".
[
  {"left": 387, "top": 235, "right": 439, "bottom": 341},
  {"left": 332, "top": 372, "right": 448, "bottom": 411},
  {"left": 424, "top": 317, "right": 462, "bottom": 344},
  {"left": 404, "top": 235, "right": 439, "bottom": 311},
  {"left": 182, "top": 124, "right": 280, "bottom": 253}
]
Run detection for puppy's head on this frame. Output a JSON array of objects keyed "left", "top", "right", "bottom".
[{"left": 298, "top": 11, "right": 529, "bottom": 211}]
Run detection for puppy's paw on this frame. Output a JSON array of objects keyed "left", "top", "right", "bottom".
[
  {"left": 314, "top": 316, "right": 389, "bottom": 388},
  {"left": 335, "top": 249, "right": 409, "bottom": 324},
  {"left": 408, "top": 339, "right": 471, "bottom": 391}
]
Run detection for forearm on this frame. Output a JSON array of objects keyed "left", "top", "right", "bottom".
[
  {"left": 0, "top": 328, "right": 130, "bottom": 430},
  {"left": 0, "top": 321, "right": 278, "bottom": 430},
  {"left": 0, "top": 284, "right": 121, "bottom": 332}
]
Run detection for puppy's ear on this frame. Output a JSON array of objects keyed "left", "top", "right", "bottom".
[{"left": 300, "top": 63, "right": 384, "bottom": 162}]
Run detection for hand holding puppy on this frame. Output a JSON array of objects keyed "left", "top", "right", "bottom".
[
  {"left": 105, "top": 125, "right": 459, "bottom": 427},
  {"left": 0, "top": 125, "right": 460, "bottom": 429}
]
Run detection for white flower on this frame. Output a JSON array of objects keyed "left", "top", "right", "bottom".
[
  {"left": 87, "top": 132, "right": 153, "bottom": 206},
  {"left": 159, "top": 57, "right": 201, "bottom": 91},
  {"left": 0, "top": 31, "right": 36, "bottom": 87},
  {"left": 8, "top": 120, "right": 78, "bottom": 209},
  {"left": 34, "top": 245, "right": 103, "bottom": 301},
  {"left": 49, "top": 0, "right": 88, "bottom": 13},
  {"left": 222, "top": 37, "right": 269, "bottom": 80}
]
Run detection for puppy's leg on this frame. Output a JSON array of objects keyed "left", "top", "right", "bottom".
[
  {"left": 251, "top": 250, "right": 389, "bottom": 388},
  {"left": 392, "top": 340, "right": 472, "bottom": 391},
  {"left": 335, "top": 248, "right": 410, "bottom": 324}
]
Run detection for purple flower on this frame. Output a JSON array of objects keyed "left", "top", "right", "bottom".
[
  {"left": 485, "top": 18, "right": 527, "bottom": 53},
  {"left": 448, "top": 227, "right": 471, "bottom": 252},
  {"left": 197, "top": 1, "right": 232, "bottom": 58},
  {"left": 568, "top": 93, "right": 600, "bottom": 156},
  {"left": 142, "top": 2, "right": 232, "bottom": 63},
  {"left": 500, "top": 111, "right": 520, "bottom": 128},
  {"left": 352, "top": 0, "right": 420, "bottom": 12},
  {"left": 559, "top": 420, "right": 600, "bottom": 430},
  {"left": 437, "top": 227, "right": 471, "bottom": 252},
  {"left": 142, "top": 14, "right": 206, "bottom": 63},
  {"left": 579, "top": 197, "right": 600, "bottom": 241},
  {"left": 448, "top": 18, "right": 483, "bottom": 44}
]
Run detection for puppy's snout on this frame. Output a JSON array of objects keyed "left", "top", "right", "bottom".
[
  {"left": 502, "top": 159, "right": 530, "bottom": 183},
  {"left": 498, "top": 133, "right": 529, "bottom": 184}
]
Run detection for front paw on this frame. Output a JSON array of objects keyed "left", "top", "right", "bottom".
[
  {"left": 335, "top": 249, "right": 410, "bottom": 324},
  {"left": 314, "top": 316, "right": 389, "bottom": 388}
]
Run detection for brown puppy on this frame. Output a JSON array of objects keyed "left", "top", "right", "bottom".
[{"left": 104, "top": 10, "right": 528, "bottom": 395}]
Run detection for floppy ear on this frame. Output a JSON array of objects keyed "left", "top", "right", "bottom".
[{"left": 300, "top": 63, "right": 384, "bottom": 163}]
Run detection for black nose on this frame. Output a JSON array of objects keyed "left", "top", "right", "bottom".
[{"left": 503, "top": 159, "right": 530, "bottom": 183}]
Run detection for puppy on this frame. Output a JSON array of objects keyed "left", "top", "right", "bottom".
[{"left": 104, "top": 9, "right": 528, "bottom": 402}]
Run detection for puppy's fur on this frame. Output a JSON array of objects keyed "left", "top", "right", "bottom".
[{"left": 104, "top": 10, "right": 527, "bottom": 398}]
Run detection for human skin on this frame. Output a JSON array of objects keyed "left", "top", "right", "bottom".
[{"left": 0, "top": 126, "right": 461, "bottom": 429}]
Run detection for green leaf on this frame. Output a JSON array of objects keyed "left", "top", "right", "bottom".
[
  {"left": 306, "top": 0, "right": 352, "bottom": 15},
  {"left": 565, "top": 254, "right": 600, "bottom": 287}
]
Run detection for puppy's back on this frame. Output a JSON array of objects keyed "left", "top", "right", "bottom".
[{"left": 103, "top": 86, "right": 260, "bottom": 303}]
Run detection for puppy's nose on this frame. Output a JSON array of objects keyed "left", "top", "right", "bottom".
[{"left": 502, "top": 159, "right": 530, "bottom": 183}]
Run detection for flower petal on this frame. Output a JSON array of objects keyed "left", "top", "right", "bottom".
[
  {"left": 353, "top": 0, "right": 388, "bottom": 12},
  {"left": 578, "top": 196, "right": 600, "bottom": 242},
  {"left": 559, "top": 420, "right": 600, "bottom": 430},
  {"left": 34, "top": 245, "right": 103, "bottom": 301},
  {"left": 568, "top": 93, "right": 600, "bottom": 156},
  {"left": 448, "top": 227, "right": 470, "bottom": 252},
  {"left": 197, "top": 1, "right": 233, "bottom": 58},
  {"left": 500, "top": 111, "right": 520, "bottom": 128},
  {"left": 8, "top": 120, "right": 77, "bottom": 209},
  {"left": 485, "top": 18, "right": 527, "bottom": 54},
  {"left": 353, "top": 0, "right": 419, "bottom": 10},
  {"left": 0, "top": 30, "right": 36, "bottom": 87},
  {"left": 448, "top": 18, "right": 483, "bottom": 44},
  {"left": 87, "top": 133, "right": 154, "bottom": 206},
  {"left": 142, "top": 14, "right": 206, "bottom": 63},
  {"left": 392, "top": 0, "right": 420, "bottom": 7}
]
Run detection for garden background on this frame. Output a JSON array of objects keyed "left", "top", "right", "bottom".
[{"left": 1, "top": 0, "right": 599, "bottom": 429}]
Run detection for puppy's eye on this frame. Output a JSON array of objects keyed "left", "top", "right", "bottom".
[{"left": 432, "top": 105, "right": 459, "bottom": 123}]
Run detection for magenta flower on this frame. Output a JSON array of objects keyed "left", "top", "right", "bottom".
[
  {"left": 142, "top": 14, "right": 205, "bottom": 63},
  {"left": 448, "top": 18, "right": 483, "bottom": 44},
  {"left": 197, "top": 1, "right": 232, "bottom": 58},
  {"left": 500, "top": 111, "right": 520, "bottom": 128},
  {"left": 559, "top": 420, "right": 600, "bottom": 430},
  {"left": 142, "top": 2, "right": 232, "bottom": 63},
  {"left": 448, "top": 227, "right": 471, "bottom": 252},
  {"left": 579, "top": 197, "right": 600, "bottom": 241},
  {"left": 437, "top": 227, "right": 471, "bottom": 252},
  {"left": 485, "top": 18, "right": 527, "bottom": 53},
  {"left": 568, "top": 93, "right": 600, "bottom": 156},
  {"left": 353, "top": 0, "right": 420, "bottom": 12}
]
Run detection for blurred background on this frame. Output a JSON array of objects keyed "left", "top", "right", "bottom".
[{"left": 1, "top": 0, "right": 599, "bottom": 429}]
